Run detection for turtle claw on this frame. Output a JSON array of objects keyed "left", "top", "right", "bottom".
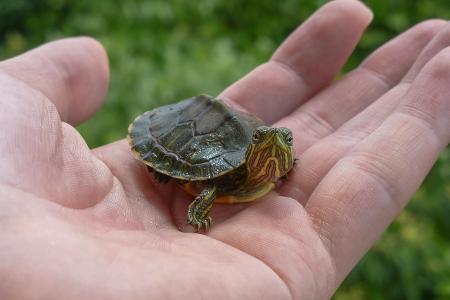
[
  {"left": 194, "top": 222, "right": 202, "bottom": 233},
  {"left": 187, "top": 215, "right": 212, "bottom": 233},
  {"left": 203, "top": 217, "right": 212, "bottom": 232}
]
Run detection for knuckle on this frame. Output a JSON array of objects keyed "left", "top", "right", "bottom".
[
  {"left": 413, "top": 19, "right": 447, "bottom": 39},
  {"left": 426, "top": 46, "right": 450, "bottom": 79},
  {"left": 339, "top": 151, "right": 400, "bottom": 207}
]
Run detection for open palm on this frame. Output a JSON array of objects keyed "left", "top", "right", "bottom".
[{"left": 1, "top": 1, "right": 449, "bottom": 299}]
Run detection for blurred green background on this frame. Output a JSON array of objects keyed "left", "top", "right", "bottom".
[{"left": 0, "top": 0, "right": 448, "bottom": 299}]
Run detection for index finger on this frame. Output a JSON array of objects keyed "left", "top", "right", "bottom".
[{"left": 220, "top": 0, "right": 373, "bottom": 124}]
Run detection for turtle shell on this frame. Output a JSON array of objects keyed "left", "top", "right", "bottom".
[{"left": 128, "top": 95, "right": 263, "bottom": 180}]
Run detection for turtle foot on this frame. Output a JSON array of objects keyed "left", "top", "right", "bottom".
[
  {"left": 153, "top": 171, "right": 171, "bottom": 183},
  {"left": 187, "top": 183, "right": 216, "bottom": 233},
  {"left": 187, "top": 214, "right": 212, "bottom": 232}
]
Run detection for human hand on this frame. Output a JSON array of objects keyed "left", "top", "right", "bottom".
[{"left": 1, "top": 1, "right": 449, "bottom": 299}]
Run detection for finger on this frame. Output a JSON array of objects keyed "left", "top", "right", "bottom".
[
  {"left": 0, "top": 38, "right": 112, "bottom": 208},
  {"left": 281, "top": 21, "right": 450, "bottom": 202},
  {"left": 0, "top": 77, "right": 112, "bottom": 209},
  {"left": 404, "top": 21, "right": 450, "bottom": 81},
  {"left": 92, "top": 140, "right": 179, "bottom": 230},
  {"left": 0, "top": 37, "right": 109, "bottom": 125},
  {"left": 276, "top": 19, "right": 446, "bottom": 154},
  {"left": 305, "top": 48, "right": 450, "bottom": 287},
  {"left": 220, "top": 0, "right": 373, "bottom": 124}
]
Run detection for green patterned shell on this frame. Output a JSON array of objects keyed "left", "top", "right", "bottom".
[{"left": 128, "top": 95, "right": 263, "bottom": 180}]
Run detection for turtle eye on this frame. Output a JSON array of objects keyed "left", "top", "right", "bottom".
[
  {"left": 286, "top": 135, "right": 293, "bottom": 146},
  {"left": 280, "top": 128, "right": 293, "bottom": 146},
  {"left": 252, "top": 131, "right": 262, "bottom": 143}
]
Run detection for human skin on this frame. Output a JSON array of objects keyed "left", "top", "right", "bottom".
[{"left": 0, "top": 0, "right": 449, "bottom": 299}]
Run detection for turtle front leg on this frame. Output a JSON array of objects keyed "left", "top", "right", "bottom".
[{"left": 187, "top": 182, "right": 216, "bottom": 232}]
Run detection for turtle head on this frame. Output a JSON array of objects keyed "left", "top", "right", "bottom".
[{"left": 245, "top": 126, "right": 295, "bottom": 183}]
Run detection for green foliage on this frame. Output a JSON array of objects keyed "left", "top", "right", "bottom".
[{"left": 0, "top": 0, "right": 449, "bottom": 299}]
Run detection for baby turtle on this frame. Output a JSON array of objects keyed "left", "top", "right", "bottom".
[{"left": 127, "top": 95, "right": 295, "bottom": 231}]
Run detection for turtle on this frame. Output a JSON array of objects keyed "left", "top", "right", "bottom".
[{"left": 127, "top": 94, "right": 295, "bottom": 231}]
